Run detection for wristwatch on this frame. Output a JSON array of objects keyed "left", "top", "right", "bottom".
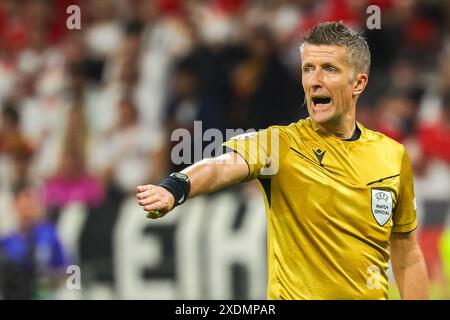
[
  {"left": 170, "top": 172, "right": 190, "bottom": 205},
  {"left": 159, "top": 172, "right": 191, "bottom": 207},
  {"left": 170, "top": 172, "right": 190, "bottom": 183}
]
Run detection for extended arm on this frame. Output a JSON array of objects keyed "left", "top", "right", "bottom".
[
  {"left": 136, "top": 152, "right": 249, "bottom": 218},
  {"left": 390, "top": 230, "right": 429, "bottom": 299}
]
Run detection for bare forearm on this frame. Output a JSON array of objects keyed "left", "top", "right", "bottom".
[
  {"left": 137, "top": 152, "right": 248, "bottom": 219},
  {"left": 181, "top": 153, "right": 249, "bottom": 198},
  {"left": 392, "top": 246, "right": 429, "bottom": 300}
]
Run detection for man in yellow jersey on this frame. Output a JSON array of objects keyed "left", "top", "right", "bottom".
[{"left": 136, "top": 21, "right": 429, "bottom": 300}]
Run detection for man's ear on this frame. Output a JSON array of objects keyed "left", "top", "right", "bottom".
[{"left": 353, "top": 73, "right": 368, "bottom": 96}]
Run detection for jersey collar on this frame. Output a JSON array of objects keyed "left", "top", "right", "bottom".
[{"left": 308, "top": 118, "right": 367, "bottom": 142}]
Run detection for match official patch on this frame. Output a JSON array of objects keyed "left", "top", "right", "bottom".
[{"left": 371, "top": 189, "right": 393, "bottom": 226}]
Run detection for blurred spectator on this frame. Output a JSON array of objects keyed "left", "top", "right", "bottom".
[
  {"left": 162, "top": 36, "right": 246, "bottom": 168},
  {"left": 418, "top": 93, "right": 450, "bottom": 167},
  {"left": 414, "top": 82, "right": 450, "bottom": 297},
  {"left": 0, "top": 0, "right": 29, "bottom": 56},
  {"left": 388, "top": 54, "right": 426, "bottom": 105},
  {"left": 0, "top": 181, "right": 68, "bottom": 299},
  {"left": 99, "top": 98, "right": 163, "bottom": 193},
  {"left": 163, "top": 58, "right": 202, "bottom": 173},
  {"left": 43, "top": 145, "right": 104, "bottom": 222},
  {"left": 372, "top": 93, "right": 418, "bottom": 143},
  {"left": 229, "top": 25, "right": 302, "bottom": 130},
  {"left": 136, "top": 0, "right": 194, "bottom": 130},
  {"left": 0, "top": 102, "right": 34, "bottom": 186},
  {"left": 0, "top": 0, "right": 448, "bottom": 299},
  {"left": 85, "top": 0, "right": 123, "bottom": 58},
  {"left": 175, "top": 41, "right": 245, "bottom": 130},
  {"left": 43, "top": 106, "right": 104, "bottom": 222}
]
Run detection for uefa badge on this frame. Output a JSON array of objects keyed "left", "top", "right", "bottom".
[{"left": 371, "top": 189, "right": 393, "bottom": 226}]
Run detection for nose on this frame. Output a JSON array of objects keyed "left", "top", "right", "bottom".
[{"left": 309, "top": 69, "right": 324, "bottom": 91}]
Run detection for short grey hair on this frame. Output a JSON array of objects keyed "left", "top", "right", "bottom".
[{"left": 300, "top": 21, "right": 371, "bottom": 75}]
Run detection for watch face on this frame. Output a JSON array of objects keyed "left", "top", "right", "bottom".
[{"left": 172, "top": 172, "right": 189, "bottom": 181}]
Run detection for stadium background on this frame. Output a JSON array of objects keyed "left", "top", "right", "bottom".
[{"left": 0, "top": 0, "right": 449, "bottom": 299}]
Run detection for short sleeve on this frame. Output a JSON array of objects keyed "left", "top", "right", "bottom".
[
  {"left": 222, "top": 127, "right": 291, "bottom": 182},
  {"left": 392, "top": 147, "right": 418, "bottom": 233}
]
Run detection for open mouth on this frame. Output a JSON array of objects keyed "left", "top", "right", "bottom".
[{"left": 312, "top": 97, "right": 332, "bottom": 106}]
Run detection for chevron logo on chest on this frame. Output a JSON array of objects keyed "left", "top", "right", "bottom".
[{"left": 313, "top": 148, "right": 326, "bottom": 166}]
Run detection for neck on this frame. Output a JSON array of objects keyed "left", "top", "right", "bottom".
[
  {"left": 316, "top": 100, "right": 358, "bottom": 139},
  {"left": 316, "top": 114, "right": 356, "bottom": 140}
]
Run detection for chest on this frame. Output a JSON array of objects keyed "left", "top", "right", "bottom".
[{"left": 273, "top": 141, "right": 402, "bottom": 232}]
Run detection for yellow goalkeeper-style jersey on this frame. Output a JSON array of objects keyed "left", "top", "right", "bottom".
[{"left": 223, "top": 118, "right": 417, "bottom": 300}]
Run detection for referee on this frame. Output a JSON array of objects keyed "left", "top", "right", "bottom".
[{"left": 137, "top": 21, "right": 429, "bottom": 300}]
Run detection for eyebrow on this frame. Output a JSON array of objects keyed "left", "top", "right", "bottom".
[
  {"left": 322, "top": 62, "right": 339, "bottom": 68},
  {"left": 302, "top": 62, "right": 340, "bottom": 69}
]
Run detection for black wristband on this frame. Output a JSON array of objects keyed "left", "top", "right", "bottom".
[{"left": 159, "top": 173, "right": 191, "bottom": 208}]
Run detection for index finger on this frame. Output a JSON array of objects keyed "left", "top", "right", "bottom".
[{"left": 137, "top": 185, "right": 152, "bottom": 192}]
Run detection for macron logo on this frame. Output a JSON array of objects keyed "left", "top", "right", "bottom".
[{"left": 313, "top": 149, "right": 326, "bottom": 166}]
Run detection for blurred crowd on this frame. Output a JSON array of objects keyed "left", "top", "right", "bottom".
[{"left": 0, "top": 0, "right": 449, "bottom": 299}]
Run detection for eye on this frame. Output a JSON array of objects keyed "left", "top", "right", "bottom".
[
  {"left": 303, "top": 65, "right": 314, "bottom": 73},
  {"left": 325, "top": 65, "right": 337, "bottom": 73}
]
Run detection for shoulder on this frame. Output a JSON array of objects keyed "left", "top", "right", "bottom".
[
  {"left": 265, "top": 119, "right": 313, "bottom": 143},
  {"left": 260, "top": 122, "right": 310, "bottom": 153},
  {"left": 229, "top": 124, "right": 294, "bottom": 147},
  {"left": 268, "top": 118, "right": 320, "bottom": 148},
  {"left": 361, "top": 124, "right": 407, "bottom": 156}
]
